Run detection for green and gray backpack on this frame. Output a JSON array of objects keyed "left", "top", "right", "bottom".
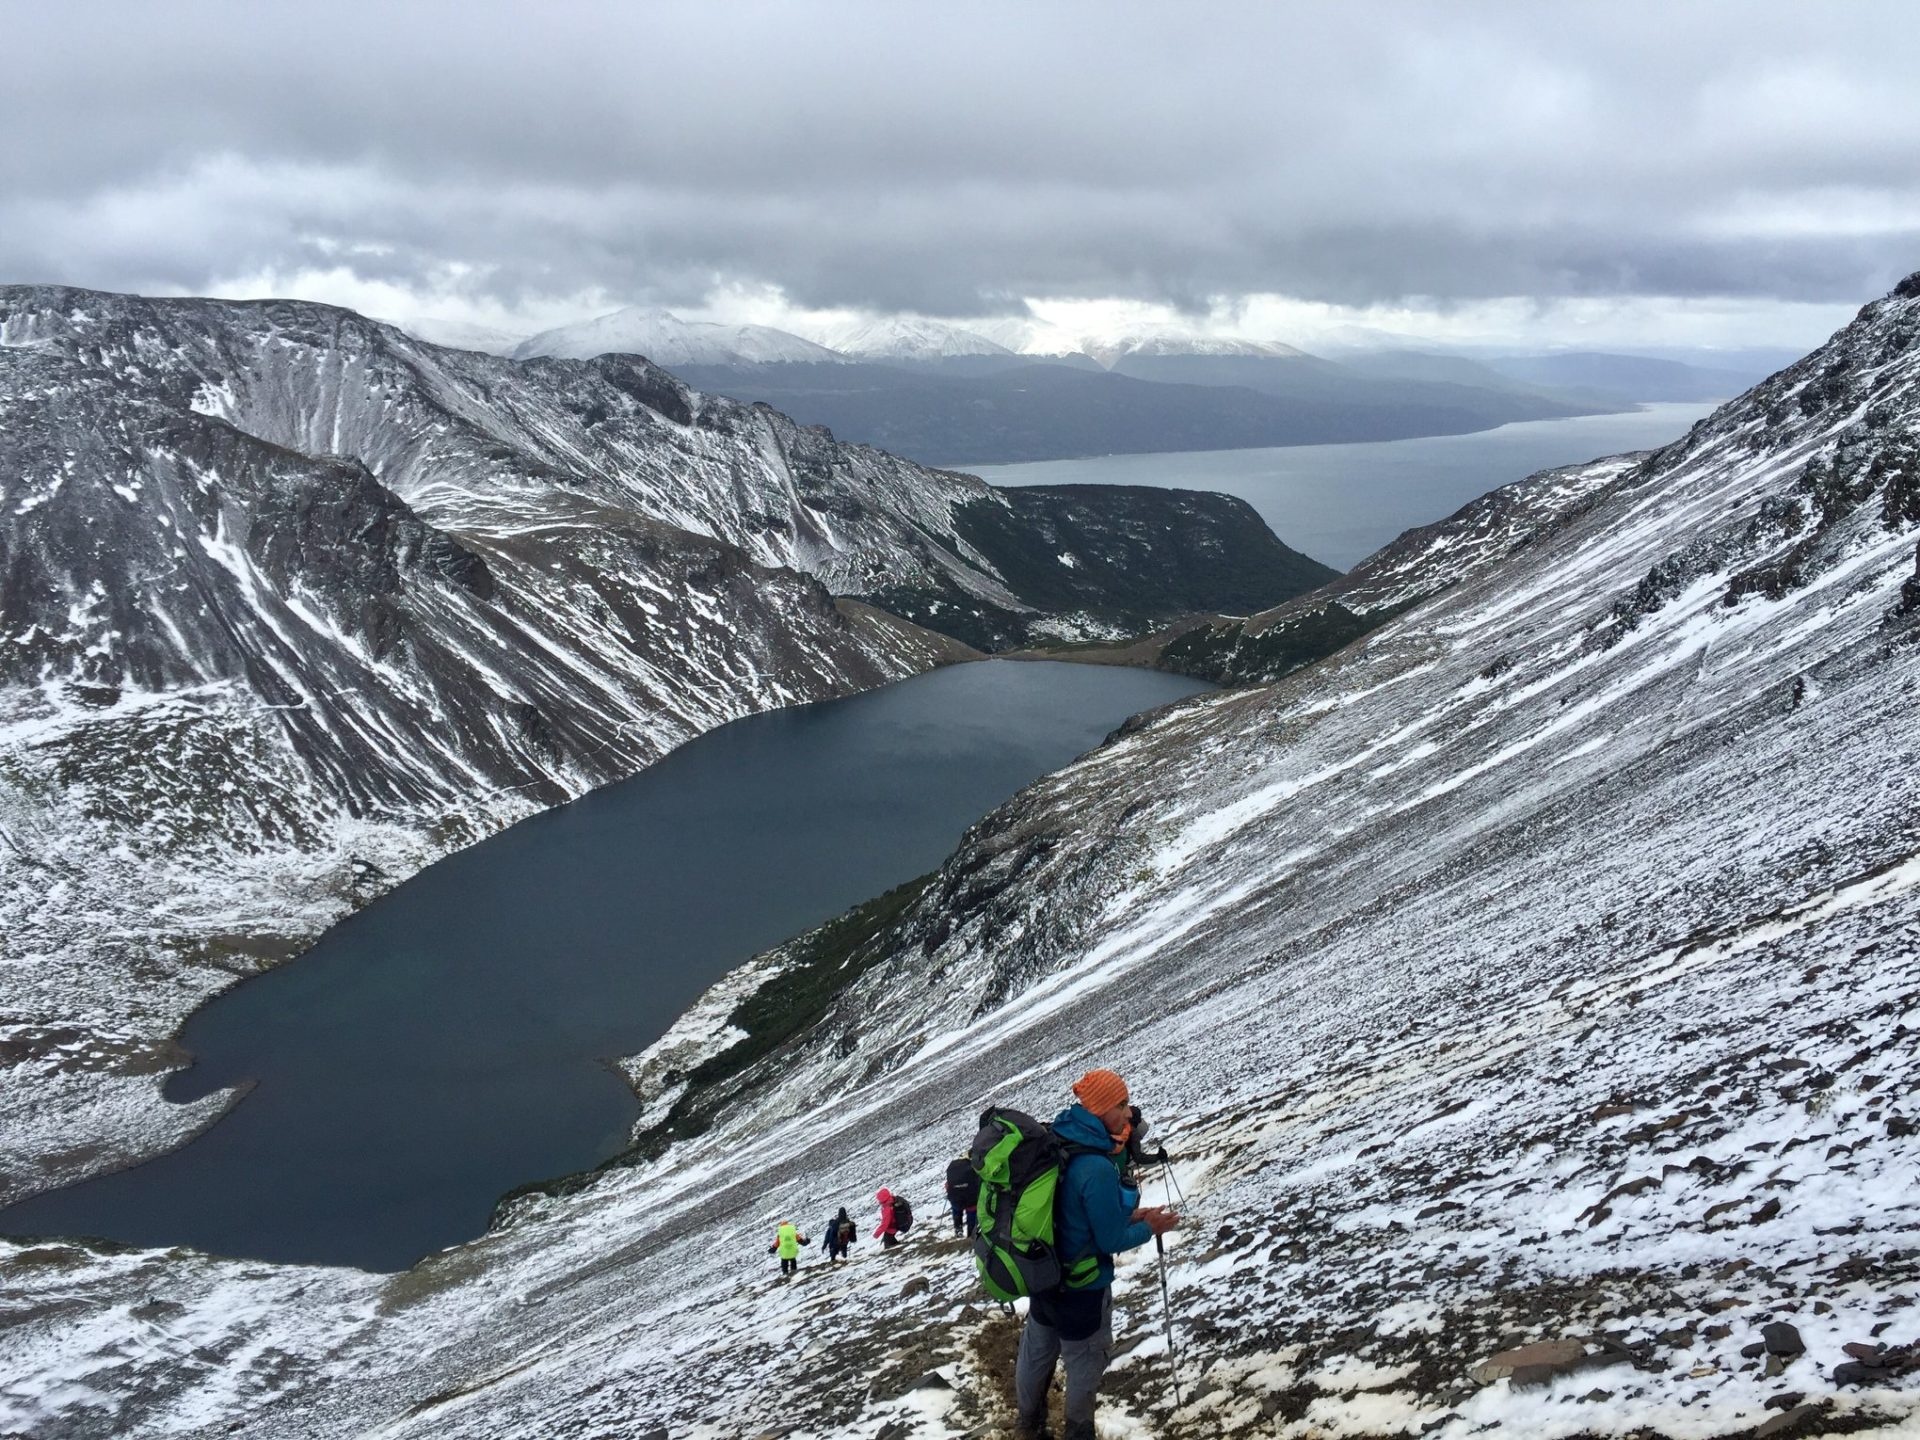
[{"left": 969, "top": 1107, "right": 1104, "bottom": 1302}]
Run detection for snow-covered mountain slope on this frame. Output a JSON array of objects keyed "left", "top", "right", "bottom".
[
  {"left": 1158, "top": 450, "right": 1653, "bottom": 684},
  {"left": 582, "top": 273, "right": 1918, "bottom": 1435},
  {"left": 5, "top": 276, "right": 1919, "bottom": 1440},
  {"left": 965, "top": 314, "right": 1097, "bottom": 360},
  {"left": 512, "top": 306, "right": 847, "bottom": 365},
  {"left": 804, "top": 315, "right": 1014, "bottom": 362}
]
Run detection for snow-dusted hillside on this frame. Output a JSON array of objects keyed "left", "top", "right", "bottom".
[
  {"left": 512, "top": 306, "right": 847, "bottom": 365},
  {"left": 5, "top": 275, "right": 1920, "bottom": 1440},
  {"left": 1157, "top": 450, "right": 1653, "bottom": 684}
]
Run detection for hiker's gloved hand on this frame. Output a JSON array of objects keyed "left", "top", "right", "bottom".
[{"left": 1137, "top": 1206, "right": 1180, "bottom": 1237}]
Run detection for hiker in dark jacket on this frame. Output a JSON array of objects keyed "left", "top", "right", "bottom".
[
  {"left": 820, "top": 1206, "right": 856, "bottom": 1262},
  {"left": 1121, "top": 1104, "right": 1171, "bottom": 1182},
  {"left": 944, "top": 1153, "right": 981, "bottom": 1237},
  {"left": 1014, "top": 1069, "right": 1178, "bottom": 1440}
]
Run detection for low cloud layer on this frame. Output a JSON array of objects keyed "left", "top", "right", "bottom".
[{"left": 4, "top": 1, "right": 1916, "bottom": 341}]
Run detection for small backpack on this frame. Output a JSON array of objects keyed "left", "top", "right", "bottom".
[
  {"left": 969, "top": 1107, "right": 1103, "bottom": 1302},
  {"left": 837, "top": 1219, "right": 854, "bottom": 1244},
  {"left": 892, "top": 1195, "right": 914, "bottom": 1231}
]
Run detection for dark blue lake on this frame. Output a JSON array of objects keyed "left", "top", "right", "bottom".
[{"left": 0, "top": 660, "right": 1207, "bottom": 1271}]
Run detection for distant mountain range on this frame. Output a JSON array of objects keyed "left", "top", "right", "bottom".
[
  {"left": 388, "top": 305, "right": 1782, "bottom": 466},
  {"left": 1477, "top": 350, "right": 1773, "bottom": 403},
  {"left": 511, "top": 308, "right": 846, "bottom": 366},
  {"left": 664, "top": 357, "right": 1608, "bottom": 466}
]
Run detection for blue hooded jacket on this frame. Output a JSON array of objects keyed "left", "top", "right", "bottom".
[{"left": 1052, "top": 1103, "right": 1151, "bottom": 1289}]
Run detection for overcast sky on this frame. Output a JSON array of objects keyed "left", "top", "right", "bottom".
[{"left": 4, "top": 0, "right": 1916, "bottom": 351}]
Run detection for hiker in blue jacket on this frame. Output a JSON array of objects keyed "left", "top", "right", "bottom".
[{"left": 1014, "top": 1069, "right": 1179, "bottom": 1440}]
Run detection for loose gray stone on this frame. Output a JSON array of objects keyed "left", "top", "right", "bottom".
[{"left": 1763, "top": 1321, "right": 1806, "bottom": 1357}]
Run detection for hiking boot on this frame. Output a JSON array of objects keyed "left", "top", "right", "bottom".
[
  {"left": 1012, "top": 1418, "right": 1052, "bottom": 1440},
  {"left": 1061, "top": 1422, "right": 1095, "bottom": 1440}
]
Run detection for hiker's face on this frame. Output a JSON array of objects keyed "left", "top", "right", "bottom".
[{"left": 1097, "top": 1100, "right": 1133, "bottom": 1138}]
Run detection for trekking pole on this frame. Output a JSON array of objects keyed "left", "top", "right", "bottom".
[
  {"left": 1158, "top": 1150, "right": 1186, "bottom": 1208},
  {"left": 1155, "top": 1231, "right": 1184, "bottom": 1413}
]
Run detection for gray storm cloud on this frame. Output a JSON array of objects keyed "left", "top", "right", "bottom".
[{"left": 2, "top": 0, "right": 1916, "bottom": 318}]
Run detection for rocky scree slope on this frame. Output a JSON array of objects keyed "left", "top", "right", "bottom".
[
  {"left": 3, "top": 289, "right": 1916, "bottom": 1435},
  {"left": 0, "top": 287, "right": 1292, "bottom": 1204}
]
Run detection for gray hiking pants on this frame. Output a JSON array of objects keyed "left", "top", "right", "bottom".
[{"left": 1015, "top": 1286, "right": 1112, "bottom": 1427}]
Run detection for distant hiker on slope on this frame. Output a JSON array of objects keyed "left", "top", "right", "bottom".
[
  {"left": 874, "top": 1187, "right": 913, "bottom": 1247},
  {"left": 1014, "top": 1069, "right": 1178, "bottom": 1440},
  {"left": 1120, "top": 1103, "right": 1172, "bottom": 1183},
  {"left": 946, "top": 1152, "right": 981, "bottom": 1237},
  {"left": 768, "top": 1219, "right": 807, "bottom": 1277},
  {"left": 820, "top": 1206, "right": 856, "bottom": 1263}
]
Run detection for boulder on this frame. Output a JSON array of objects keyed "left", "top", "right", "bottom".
[
  {"left": 1833, "top": 1360, "right": 1893, "bottom": 1387},
  {"left": 1471, "top": 1338, "right": 1587, "bottom": 1385},
  {"left": 1754, "top": 1406, "right": 1827, "bottom": 1438},
  {"left": 1763, "top": 1321, "right": 1806, "bottom": 1357}
]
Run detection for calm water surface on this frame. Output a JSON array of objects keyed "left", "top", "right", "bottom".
[
  {"left": 965, "top": 402, "right": 1717, "bottom": 569},
  {"left": 0, "top": 661, "right": 1207, "bottom": 1271}
]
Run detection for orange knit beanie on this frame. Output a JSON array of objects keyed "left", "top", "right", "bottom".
[{"left": 1072, "top": 1068, "right": 1129, "bottom": 1113}]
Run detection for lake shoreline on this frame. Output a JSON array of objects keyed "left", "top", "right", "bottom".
[{"left": 0, "top": 660, "right": 1209, "bottom": 1272}]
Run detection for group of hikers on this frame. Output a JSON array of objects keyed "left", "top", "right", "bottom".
[
  {"left": 763, "top": 1066, "right": 1176, "bottom": 1440},
  {"left": 765, "top": 1163, "right": 984, "bottom": 1274}
]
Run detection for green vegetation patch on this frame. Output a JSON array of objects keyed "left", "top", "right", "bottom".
[{"left": 1162, "top": 596, "right": 1422, "bottom": 686}]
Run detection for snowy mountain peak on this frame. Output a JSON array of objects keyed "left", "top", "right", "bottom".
[
  {"left": 511, "top": 306, "right": 846, "bottom": 366},
  {"left": 383, "top": 315, "right": 526, "bottom": 356},
  {"left": 804, "top": 315, "right": 1013, "bottom": 362},
  {"left": 1087, "top": 331, "right": 1311, "bottom": 367}
]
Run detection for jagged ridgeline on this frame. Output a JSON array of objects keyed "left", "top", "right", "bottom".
[{"left": 0, "top": 285, "right": 1323, "bottom": 1202}]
